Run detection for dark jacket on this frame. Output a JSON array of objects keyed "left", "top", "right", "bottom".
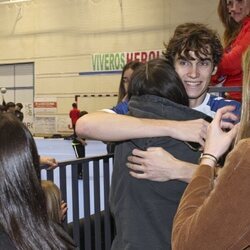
[
  {"left": 0, "top": 228, "right": 16, "bottom": 250},
  {"left": 110, "top": 95, "right": 209, "bottom": 250}
]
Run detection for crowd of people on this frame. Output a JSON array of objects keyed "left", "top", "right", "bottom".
[
  {"left": 0, "top": 101, "right": 24, "bottom": 121},
  {"left": 75, "top": 0, "right": 250, "bottom": 249},
  {"left": 1, "top": 0, "right": 249, "bottom": 249}
]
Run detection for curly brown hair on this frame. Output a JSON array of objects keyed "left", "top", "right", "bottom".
[{"left": 163, "top": 23, "right": 223, "bottom": 67}]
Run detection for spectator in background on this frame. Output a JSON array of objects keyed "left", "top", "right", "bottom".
[
  {"left": 212, "top": 0, "right": 250, "bottom": 101},
  {"left": 6, "top": 102, "right": 16, "bottom": 113},
  {"left": 41, "top": 180, "right": 68, "bottom": 224},
  {"left": 72, "top": 110, "right": 88, "bottom": 179},
  {"left": 69, "top": 102, "right": 80, "bottom": 138},
  {"left": 0, "top": 113, "right": 76, "bottom": 249},
  {"left": 0, "top": 104, "right": 6, "bottom": 113},
  {"left": 112, "top": 61, "right": 143, "bottom": 114},
  {"left": 72, "top": 110, "right": 88, "bottom": 158},
  {"left": 105, "top": 61, "right": 143, "bottom": 153},
  {"left": 15, "top": 102, "right": 24, "bottom": 122}
]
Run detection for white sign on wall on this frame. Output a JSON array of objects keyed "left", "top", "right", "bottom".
[{"left": 34, "top": 98, "right": 57, "bottom": 114}]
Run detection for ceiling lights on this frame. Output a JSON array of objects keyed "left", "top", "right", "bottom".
[{"left": 0, "top": 0, "right": 32, "bottom": 5}]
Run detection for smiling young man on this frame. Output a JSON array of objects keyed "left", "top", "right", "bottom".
[
  {"left": 76, "top": 23, "right": 241, "bottom": 183},
  {"left": 76, "top": 23, "right": 241, "bottom": 249}
]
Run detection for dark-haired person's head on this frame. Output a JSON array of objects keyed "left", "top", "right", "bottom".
[
  {"left": 164, "top": 23, "right": 223, "bottom": 67},
  {"left": 0, "top": 113, "right": 40, "bottom": 177},
  {"left": 163, "top": 23, "right": 223, "bottom": 107},
  {"left": 72, "top": 102, "right": 77, "bottom": 108},
  {"left": 0, "top": 113, "right": 75, "bottom": 249},
  {"left": 6, "top": 102, "right": 16, "bottom": 113},
  {"left": 16, "top": 102, "right": 23, "bottom": 111},
  {"left": 117, "top": 61, "right": 143, "bottom": 103},
  {"left": 128, "top": 58, "right": 189, "bottom": 106}
]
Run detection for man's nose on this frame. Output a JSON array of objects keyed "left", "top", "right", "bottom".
[{"left": 187, "top": 65, "right": 199, "bottom": 78}]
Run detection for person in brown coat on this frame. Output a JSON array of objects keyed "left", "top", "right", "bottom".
[{"left": 172, "top": 47, "right": 250, "bottom": 249}]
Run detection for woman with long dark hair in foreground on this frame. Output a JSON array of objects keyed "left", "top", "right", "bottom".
[{"left": 0, "top": 113, "right": 75, "bottom": 249}]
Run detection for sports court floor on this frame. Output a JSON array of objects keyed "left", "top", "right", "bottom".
[{"left": 35, "top": 138, "right": 110, "bottom": 222}]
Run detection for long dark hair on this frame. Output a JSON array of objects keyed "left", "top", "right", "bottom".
[
  {"left": 128, "top": 58, "right": 189, "bottom": 106},
  {"left": 0, "top": 113, "right": 74, "bottom": 249},
  {"left": 117, "top": 61, "right": 143, "bottom": 103}
]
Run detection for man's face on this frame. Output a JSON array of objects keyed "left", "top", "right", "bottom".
[{"left": 174, "top": 51, "right": 217, "bottom": 107}]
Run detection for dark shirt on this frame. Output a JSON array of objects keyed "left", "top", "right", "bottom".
[
  {"left": 0, "top": 228, "right": 16, "bottom": 250},
  {"left": 110, "top": 95, "right": 209, "bottom": 250},
  {"left": 15, "top": 110, "right": 24, "bottom": 122}
]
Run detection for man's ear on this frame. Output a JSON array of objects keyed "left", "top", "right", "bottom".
[{"left": 212, "top": 66, "right": 218, "bottom": 75}]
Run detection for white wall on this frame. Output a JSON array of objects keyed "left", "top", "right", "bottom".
[{"left": 0, "top": 0, "right": 223, "bottom": 134}]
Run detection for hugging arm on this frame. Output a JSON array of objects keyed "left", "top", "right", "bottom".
[
  {"left": 127, "top": 147, "right": 197, "bottom": 183},
  {"left": 126, "top": 106, "right": 239, "bottom": 183},
  {"left": 76, "top": 111, "right": 208, "bottom": 144}
]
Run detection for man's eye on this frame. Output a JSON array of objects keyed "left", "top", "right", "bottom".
[
  {"left": 199, "top": 60, "right": 211, "bottom": 66},
  {"left": 179, "top": 60, "right": 188, "bottom": 66}
]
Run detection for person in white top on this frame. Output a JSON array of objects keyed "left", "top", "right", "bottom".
[{"left": 76, "top": 23, "right": 240, "bottom": 183}]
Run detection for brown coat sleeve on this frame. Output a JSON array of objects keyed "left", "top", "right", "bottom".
[{"left": 172, "top": 139, "right": 250, "bottom": 250}]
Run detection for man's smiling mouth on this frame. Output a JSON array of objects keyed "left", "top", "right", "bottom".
[{"left": 184, "top": 81, "right": 202, "bottom": 87}]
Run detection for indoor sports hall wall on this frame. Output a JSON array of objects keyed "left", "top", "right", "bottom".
[{"left": 0, "top": 0, "right": 223, "bottom": 135}]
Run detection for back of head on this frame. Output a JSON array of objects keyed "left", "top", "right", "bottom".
[
  {"left": 164, "top": 23, "right": 223, "bottom": 67},
  {"left": 0, "top": 113, "right": 40, "bottom": 184},
  {"left": 128, "top": 58, "right": 189, "bottom": 106},
  {"left": 218, "top": 0, "right": 241, "bottom": 47},
  {"left": 41, "top": 180, "right": 62, "bottom": 224},
  {"left": 6, "top": 102, "right": 15, "bottom": 111},
  {"left": 123, "top": 61, "right": 143, "bottom": 74},
  {"left": 0, "top": 113, "right": 72, "bottom": 249},
  {"left": 235, "top": 46, "right": 250, "bottom": 143},
  {"left": 72, "top": 102, "right": 77, "bottom": 108}
]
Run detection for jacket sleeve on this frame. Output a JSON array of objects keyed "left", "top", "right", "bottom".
[
  {"left": 172, "top": 139, "right": 250, "bottom": 250},
  {"left": 216, "top": 22, "right": 250, "bottom": 77}
]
